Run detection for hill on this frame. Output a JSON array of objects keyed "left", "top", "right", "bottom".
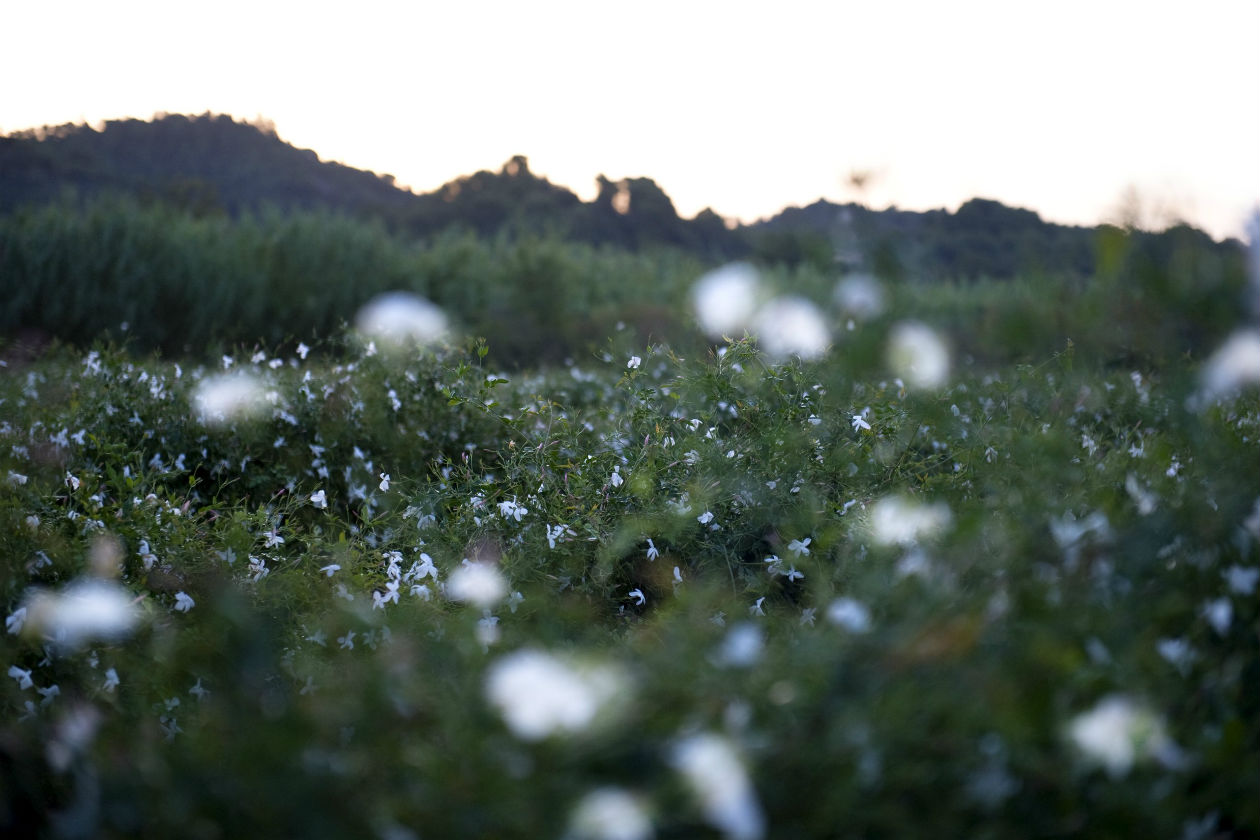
[
  {"left": 0, "top": 113, "right": 1242, "bottom": 279},
  {"left": 0, "top": 114, "right": 744, "bottom": 260}
]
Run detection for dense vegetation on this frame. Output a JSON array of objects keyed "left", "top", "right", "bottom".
[
  {"left": 0, "top": 191, "right": 1247, "bottom": 370},
  {"left": 1, "top": 113, "right": 1257, "bottom": 838},
  {"left": 2, "top": 305, "right": 1257, "bottom": 836}
]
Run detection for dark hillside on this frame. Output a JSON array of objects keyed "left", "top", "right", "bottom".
[
  {"left": 0, "top": 114, "right": 747, "bottom": 258},
  {"left": 1, "top": 113, "right": 1243, "bottom": 279},
  {"left": 0, "top": 114, "right": 416, "bottom": 218}
]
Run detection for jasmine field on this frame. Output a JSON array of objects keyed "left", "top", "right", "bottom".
[{"left": 2, "top": 253, "right": 1258, "bottom": 838}]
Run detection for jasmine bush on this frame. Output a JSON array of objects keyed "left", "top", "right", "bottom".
[{"left": 2, "top": 290, "right": 1257, "bottom": 839}]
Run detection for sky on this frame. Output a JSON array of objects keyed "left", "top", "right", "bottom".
[{"left": 3, "top": 0, "right": 1257, "bottom": 239}]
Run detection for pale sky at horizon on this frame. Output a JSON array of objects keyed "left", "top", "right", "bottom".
[{"left": 4, "top": 0, "right": 1257, "bottom": 239}]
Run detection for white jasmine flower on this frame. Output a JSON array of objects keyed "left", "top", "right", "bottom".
[
  {"left": 248, "top": 556, "right": 270, "bottom": 583},
  {"left": 628, "top": 588, "right": 645, "bottom": 607},
  {"left": 407, "top": 553, "right": 439, "bottom": 582},
  {"left": 6, "top": 607, "right": 27, "bottom": 635},
  {"left": 372, "top": 579, "right": 401, "bottom": 610},
  {"left": 296, "top": 342, "right": 310, "bottom": 360},
  {"left": 547, "top": 523, "right": 576, "bottom": 549},
  {"left": 497, "top": 498, "right": 528, "bottom": 522},
  {"left": 645, "top": 539, "right": 659, "bottom": 562},
  {"left": 851, "top": 412, "right": 871, "bottom": 432},
  {"left": 102, "top": 668, "right": 119, "bottom": 692},
  {"left": 379, "top": 472, "right": 391, "bottom": 492},
  {"left": 8, "top": 665, "right": 34, "bottom": 690},
  {"left": 319, "top": 564, "right": 341, "bottom": 577},
  {"left": 172, "top": 592, "right": 195, "bottom": 613},
  {"left": 697, "top": 511, "right": 715, "bottom": 525},
  {"left": 310, "top": 489, "right": 328, "bottom": 509},
  {"left": 610, "top": 466, "right": 624, "bottom": 488},
  {"left": 787, "top": 537, "right": 811, "bottom": 557},
  {"left": 627, "top": 356, "right": 642, "bottom": 370}
]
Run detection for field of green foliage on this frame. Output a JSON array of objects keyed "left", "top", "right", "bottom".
[{"left": 2, "top": 211, "right": 1259, "bottom": 838}]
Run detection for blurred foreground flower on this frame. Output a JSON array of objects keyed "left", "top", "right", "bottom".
[
  {"left": 447, "top": 561, "right": 508, "bottom": 608},
  {"left": 1200, "top": 329, "right": 1260, "bottom": 399},
  {"left": 887, "top": 321, "right": 950, "bottom": 389},
  {"left": 354, "top": 291, "right": 449, "bottom": 351},
  {"left": 835, "top": 272, "right": 886, "bottom": 320},
  {"left": 691, "top": 263, "right": 762, "bottom": 339},
  {"left": 20, "top": 579, "right": 140, "bottom": 651},
  {"left": 691, "top": 263, "right": 830, "bottom": 361},
  {"left": 826, "top": 597, "right": 872, "bottom": 633},
  {"left": 566, "top": 787, "right": 654, "bottom": 840},
  {"left": 715, "top": 623, "right": 764, "bottom": 668},
  {"left": 1066, "top": 695, "right": 1177, "bottom": 777},
  {"left": 484, "top": 648, "right": 629, "bottom": 741},
  {"left": 751, "top": 296, "right": 829, "bottom": 361},
  {"left": 671, "top": 733, "right": 765, "bottom": 840},
  {"left": 868, "top": 495, "right": 953, "bottom": 546},
  {"left": 192, "top": 371, "right": 267, "bottom": 426}
]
